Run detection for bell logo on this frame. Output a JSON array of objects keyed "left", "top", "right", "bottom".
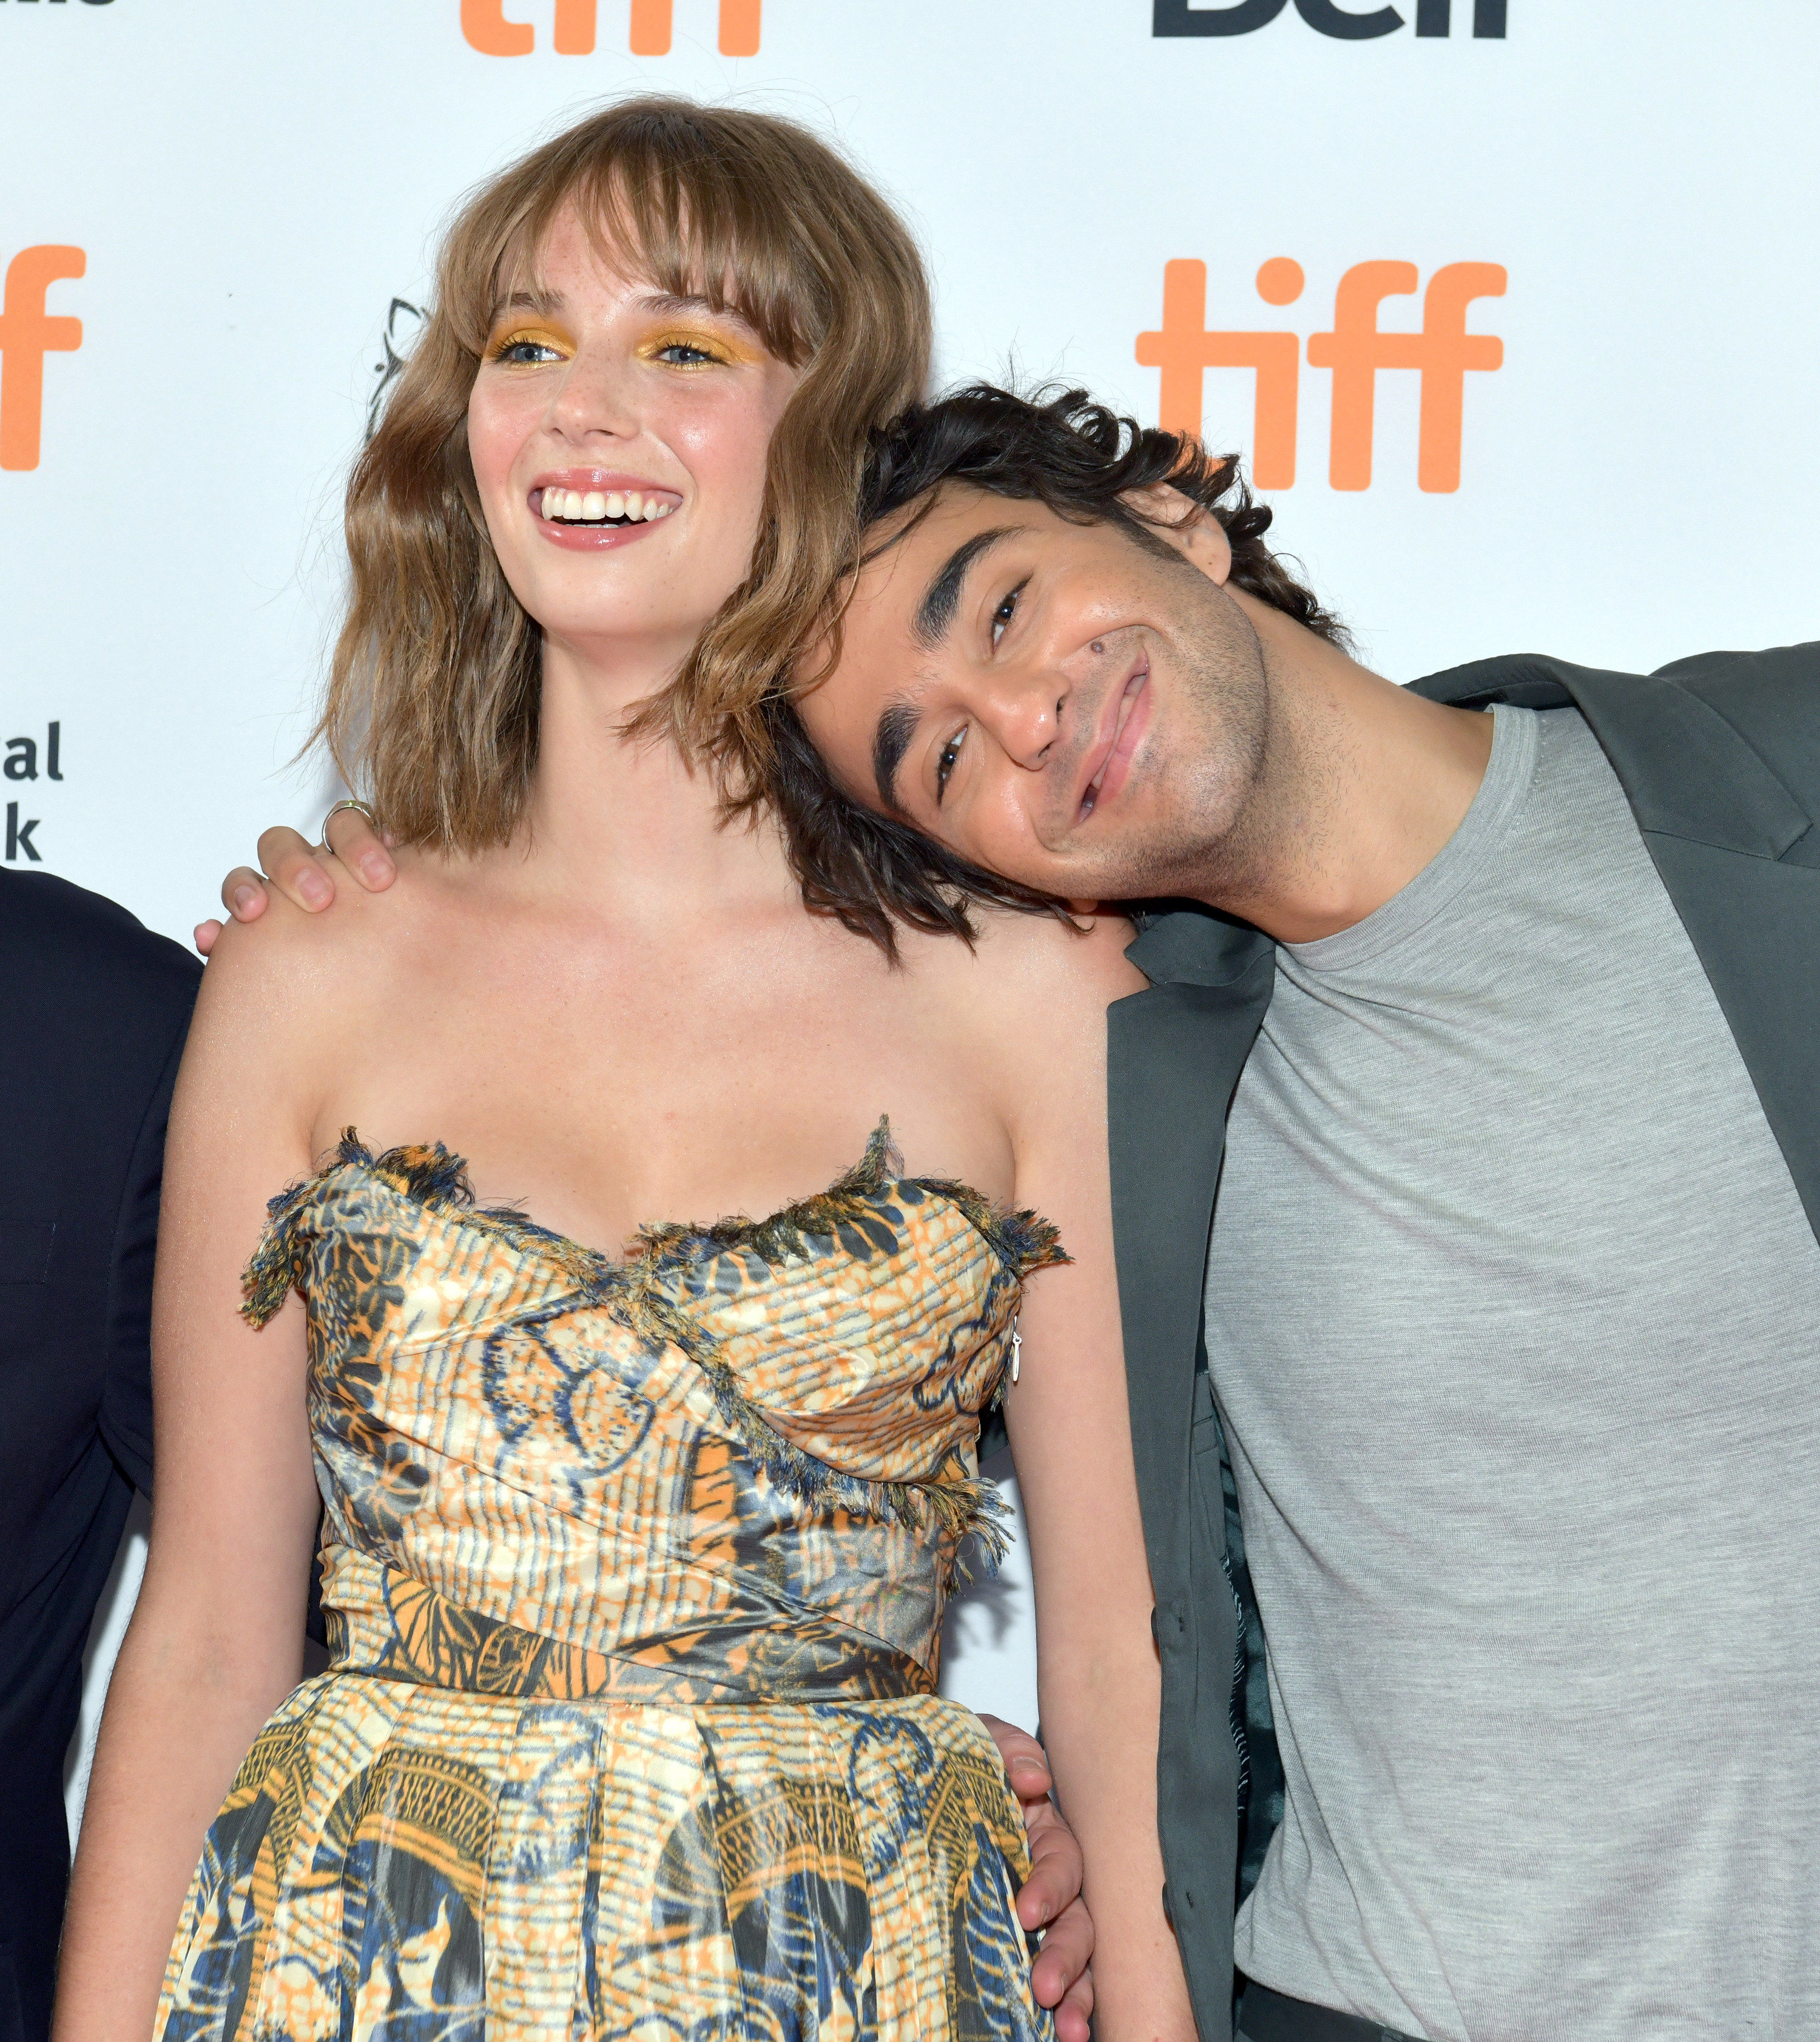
[
  {"left": 1137, "top": 256, "right": 1505, "bottom": 492},
  {"left": 461, "top": 0, "right": 761, "bottom": 56},
  {"left": 1, "top": 246, "right": 84, "bottom": 473},
  {"left": 1154, "top": 0, "right": 1506, "bottom": 38}
]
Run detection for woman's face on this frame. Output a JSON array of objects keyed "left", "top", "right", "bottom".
[{"left": 467, "top": 203, "right": 803, "bottom": 676}]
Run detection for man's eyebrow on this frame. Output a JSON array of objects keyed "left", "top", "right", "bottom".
[
  {"left": 912, "top": 526, "right": 1023, "bottom": 651},
  {"left": 872, "top": 695, "right": 921, "bottom": 812}
]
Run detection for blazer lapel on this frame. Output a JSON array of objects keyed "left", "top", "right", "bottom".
[
  {"left": 1566, "top": 664, "right": 1820, "bottom": 1243},
  {"left": 1109, "top": 915, "right": 1275, "bottom": 1582},
  {"left": 1419, "top": 651, "right": 1820, "bottom": 1246}
]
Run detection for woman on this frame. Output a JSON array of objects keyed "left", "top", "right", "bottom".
[{"left": 54, "top": 99, "right": 1192, "bottom": 2042}]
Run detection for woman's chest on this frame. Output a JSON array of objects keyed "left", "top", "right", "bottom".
[{"left": 309, "top": 929, "right": 1014, "bottom": 1259}]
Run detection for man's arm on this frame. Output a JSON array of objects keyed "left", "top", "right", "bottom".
[{"left": 99, "top": 1002, "right": 192, "bottom": 1494}]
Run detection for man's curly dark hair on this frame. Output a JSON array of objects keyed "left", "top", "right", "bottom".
[{"left": 759, "top": 383, "right": 1347, "bottom": 959}]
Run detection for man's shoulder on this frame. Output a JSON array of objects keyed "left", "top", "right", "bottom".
[
  {"left": 1648, "top": 642, "right": 1820, "bottom": 796},
  {"left": 0, "top": 869, "right": 201, "bottom": 1023},
  {"left": 1416, "top": 641, "right": 1819, "bottom": 725},
  {"left": 1122, "top": 898, "right": 1274, "bottom": 991},
  {"left": 1650, "top": 639, "right": 1820, "bottom": 696}
]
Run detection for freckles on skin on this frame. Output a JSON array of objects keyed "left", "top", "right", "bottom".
[{"left": 459, "top": 221, "right": 803, "bottom": 650}]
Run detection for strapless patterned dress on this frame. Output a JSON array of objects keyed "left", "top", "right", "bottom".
[{"left": 153, "top": 1122, "right": 1064, "bottom": 2042}]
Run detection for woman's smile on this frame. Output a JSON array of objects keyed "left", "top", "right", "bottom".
[
  {"left": 528, "top": 471, "right": 682, "bottom": 551},
  {"left": 465, "top": 203, "right": 801, "bottom": 661}
]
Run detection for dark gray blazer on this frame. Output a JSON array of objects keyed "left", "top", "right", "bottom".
[{"left": 1110, "top": 643, "right": 1820, "bottom": 2040}]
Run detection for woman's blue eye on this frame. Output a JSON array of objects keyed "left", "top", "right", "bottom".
[
  {"left": 657, "top": 343, "right": 721, "bottom": 366},
  {"left": 494, "top": 340, "right": 563, "bottom": 365},
  {"left": 936, "top": 729, "right": 966, "bottom": 803}
]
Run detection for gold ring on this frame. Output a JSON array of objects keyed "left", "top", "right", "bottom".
[{"left": 318, "top": 797, "right": 378, "bottom": 852}]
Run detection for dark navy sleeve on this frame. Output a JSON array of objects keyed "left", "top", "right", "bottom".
[{"left": 98, "top": 1013, "right": 190, "bottom": 1497}]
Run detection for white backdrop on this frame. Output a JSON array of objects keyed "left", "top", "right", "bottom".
[{"left": 4, "top": 0, "right": 1816, "bottom": 1828}]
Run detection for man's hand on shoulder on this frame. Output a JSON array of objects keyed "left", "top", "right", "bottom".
[
  {"left": 980, "top": 1713, "right": 1095, "bottom": 2042},
  {"left": 194, "top": 806, "right": 399, "bottom": 957}
]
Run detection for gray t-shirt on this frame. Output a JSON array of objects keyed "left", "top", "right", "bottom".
[{"left": 1207, "top": 704, "right": 1820, "bottom": 2041}]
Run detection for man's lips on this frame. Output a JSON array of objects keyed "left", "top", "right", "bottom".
[{"left": 1076, "top": 661, "right": 1150, "bottom": 823}]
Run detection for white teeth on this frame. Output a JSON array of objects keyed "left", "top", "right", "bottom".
[{"left": 540, "top": 487, "right": 677, "bottom": 522}]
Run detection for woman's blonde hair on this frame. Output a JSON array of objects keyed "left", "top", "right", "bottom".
[{"left": 318, "top": 96, "right": 930, "bottom": 849}]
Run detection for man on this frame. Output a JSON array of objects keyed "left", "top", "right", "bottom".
[
  {"left": 789, "top": 386, "right": 1820, "bottom": 2042},
  {"left": 0, "top": 869, "right": 200, "bottom": 2042},
  {"left": 221, "top": 385, "right": 1820, "bottom": 2042}
]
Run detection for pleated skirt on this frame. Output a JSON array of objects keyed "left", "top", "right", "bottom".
[{"left": 153, "top": 1671, "right": 1053, "bottom": 2042}]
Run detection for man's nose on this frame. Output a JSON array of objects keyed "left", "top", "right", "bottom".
[
  {"left": 974, "top": 662, "right": 1068, "bottom": 772},
  {"left": 544, "top": 347, "right": 638, "bottom": 443}
]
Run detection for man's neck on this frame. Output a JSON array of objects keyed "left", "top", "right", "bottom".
[{"left": 1199, "top": 591, "right": 1496, "bottom": 946}]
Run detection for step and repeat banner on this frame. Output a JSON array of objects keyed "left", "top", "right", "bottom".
[{"left": 4, "top": 0, "right": 1817, "bottom": 1825}]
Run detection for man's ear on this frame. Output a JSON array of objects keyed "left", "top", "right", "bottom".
[{"left": 1119, "top": 483, "right": 1233, "bottom": 587}]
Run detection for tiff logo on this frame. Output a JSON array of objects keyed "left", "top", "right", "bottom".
[
  {"left": 1, "top": 246, "right": 84, "bottom": 471},
  {"left": 1156, "top": 0, "right": 1505, "bottom": 38},
  {"left": 1137, "top": 257, "right": 1505, "bottom": 491},
  {"left": 462, "top": 0, "right": 760, "bottom": 55}
]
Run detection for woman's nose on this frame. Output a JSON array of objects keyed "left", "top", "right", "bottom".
[{"left": 544, "top": 349, "right": 638, "bottom": 443}]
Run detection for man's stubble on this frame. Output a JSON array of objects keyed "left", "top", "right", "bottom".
[{"left": 1083, "top": 565, "right": 1307, "bottom": 915}]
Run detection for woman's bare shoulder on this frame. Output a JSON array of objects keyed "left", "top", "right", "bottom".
[
  {"left": 894, "top": 905, "right": 1147, "bottom": 1094},
  {"left": 931, "top": 903, "right": 1147, "bottom": 1007},
  {"left": 209, "top": 846, "right": 446, "bottom": 970},
  {"left": 193, "top": 847, "right": 447, "bottom": 1068}
]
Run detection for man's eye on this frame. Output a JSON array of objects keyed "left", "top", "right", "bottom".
[
  {"left": 935, "top": 728, "right": 966, "bottom": 804},
  {"left": 991, "top": 589, "right": 1020, "bottom": 645}
]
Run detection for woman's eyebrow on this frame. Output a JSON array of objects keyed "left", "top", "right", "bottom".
[
  {"left": 635, "top": 291, "right": 763, "bottom": 337},
  {"left": 491, "top": 287, "right": 566, "bottom": 319}
]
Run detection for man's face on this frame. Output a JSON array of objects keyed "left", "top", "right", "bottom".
[{"left": 797, "top": 484, "right": 1273, "bottom": 900}]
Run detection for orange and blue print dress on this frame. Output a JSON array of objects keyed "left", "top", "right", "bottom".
[{"left": 153, "top": 1122, "right": 1064, "bottom": 2042}]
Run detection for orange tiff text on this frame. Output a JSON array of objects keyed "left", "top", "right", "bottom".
[
  {"left": 1, "top": 246, "right": 84, "bottom": 473},
  {"left": 460, "top": 0, "right": 760, "bottom": 55},
  {"left": 1137, "top": 255, "right": 1505, "bottom": 492}
]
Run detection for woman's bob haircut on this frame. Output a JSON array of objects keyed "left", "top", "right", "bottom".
[{"left": 318, "top": 96, "right": 930, "bottom": 849}]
